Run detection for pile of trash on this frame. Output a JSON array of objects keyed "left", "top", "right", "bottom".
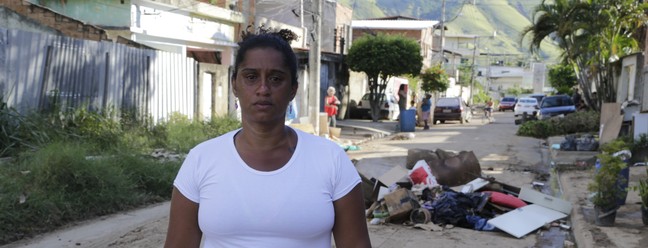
[
  {"left": 559, "top": 134, "right": 599, "bottom": 151},
  {"left": 359, "top": 148, "right": 572, "bottom": 238}
]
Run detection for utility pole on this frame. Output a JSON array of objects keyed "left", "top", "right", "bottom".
[
  {"left": 468, "top": 36, "right": 478, "bottom": 106},
  {"left": 439, "top": 0, "right": 446, "bottom": 65},
  {"left": 308, "top": 0, "right": 322, "bottom": 135}
]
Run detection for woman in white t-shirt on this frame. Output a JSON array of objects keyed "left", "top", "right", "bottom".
[{"left": 164, "top": 29, "right": 371, "bottom": 248}]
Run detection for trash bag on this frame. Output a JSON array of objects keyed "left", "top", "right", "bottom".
[
  {"left": 560, "top": 135, "right": 577, "bottom": 151},
  {"left": 423, "top": 187, "right": 491, "bottom": 228},
  {"left": 465, "top": 215, "right": 496, "bottom": 231},
  {"left": 576, "top": 135, "right": 599, "bottom": 151}
]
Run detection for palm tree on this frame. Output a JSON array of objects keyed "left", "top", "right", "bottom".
[{"left": 521, "top": 0, "right": 648, "bottom": 110}]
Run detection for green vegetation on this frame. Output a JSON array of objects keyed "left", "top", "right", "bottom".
[
  {"left": 630, "top": 134, "right": 648, "bottom": 164},
  {"left": 505, "top": 85, "right": 533, "bottom": 97},
  {"left": 420, "top": 64, "right": 450, "bottom": 93},
  {"left": 548, "top": 63, "right": 578, "bottom": 95},
  {"left": 589, "top": 138, "right": 631, "bottom": 209},
  {"left": 522, "top": 0, "right": 648, "bottom": 111},
  {"left": 516, "top": 111, "right": 600, "bottom": 139},
  {"left": 338, "top": 0, "right": 562, "bottom": 62},
  {"left": 0, "top": 101, "right": 240, "bottom": 244},
  {"left": 346, "top": 33, "right": 422, "bottom": 121},
  {"left": 631, "top": 167, "right": 648, "bottom": 208}
]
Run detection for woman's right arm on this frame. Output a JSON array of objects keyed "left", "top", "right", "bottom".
[{"left": 164, "top": 187, "right": 202, "bottom": 248}]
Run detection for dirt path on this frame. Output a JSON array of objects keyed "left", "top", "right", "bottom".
[{"left": 1, "top": 203, "right": 169, "bottom": 248}]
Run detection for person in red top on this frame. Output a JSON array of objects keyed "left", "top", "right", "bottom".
[{"left": 325, "top": 86, "right": 341, "bottom": 127}]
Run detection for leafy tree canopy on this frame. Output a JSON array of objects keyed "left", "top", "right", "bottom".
[
  {"left": 346, "top": 33, "right": 422, "bottom": 121},
  {"left": 548, "top": 63, "right": 577, "bottom": 95},
  {"left": 347, "top": 34, "right": 422, "bottom": 80},
  {"left": 420, "top": 64, "right": 449, "bottom": 93}
]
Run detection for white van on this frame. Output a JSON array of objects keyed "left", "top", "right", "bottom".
[{"left": 353, "top": 93, "right": 400, "bottom": 120}]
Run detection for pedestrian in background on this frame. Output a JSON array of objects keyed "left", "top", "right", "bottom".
[
  {"left": 572, "top": 88, "right": 582, "bottom": 110},
  {"left": 325, "top": 86, "right": 341, "bottom": 127},
  {"left": 421, "top": 93, "right": 432, "bottom": 129},
  {"left": 164, "top": 29, "right": 371, "bottom": 248}
]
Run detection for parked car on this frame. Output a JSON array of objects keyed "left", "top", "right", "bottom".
[
  {"left": 433, "top": 97, "right": 472, "bottom": 124},
  {"left": 498, "top": 97, "right": 517, "bottom": 111},
  {"left": 537, "top": 95, "right": 576, "bottom": 120},
  {"left": 352, "top": 93, "right": 399, "bottom": 120},
  {"left": 514, "top": 97, "right": 539, "bottom": 117},
  {"left": 527, "top": 93, "right": 546, "bottom": 104}
]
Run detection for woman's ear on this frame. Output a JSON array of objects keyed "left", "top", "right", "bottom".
[
  {"left": 231, "top": 78, "right": 238, "bottom": 97},
  {"left": 289, "top": 84, "right": 298, "bottom": 101}
]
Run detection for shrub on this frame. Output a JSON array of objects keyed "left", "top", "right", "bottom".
[
  {"left": 588, "top": 138, "right": 630, "bottom": 209},
  {"left": 516, "top": 111, "right": 600, "bottom": 139},
  {"left": 163, "top": 113, "right": 240, "bottom": 153},
  {"left": 0, "top": 141, "right": 181, "bottom": 244},
  {"left": 113, "top": 154, "right": 181, "bottom": 199}
]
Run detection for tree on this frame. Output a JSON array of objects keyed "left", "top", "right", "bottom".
[
  {"left": 506, "top": 85, "right": 523, "bottom": 97},
  {"left": 420, "top": 64, "right": 449, "bottom": 93},
  {"left": 521, "top": 0, "right": 648, "bottom": 110},
  {"left": 457, "top": 64, "right": 473, "bottom": 86},
  {"left": 548, "top": 63, "right": 577, "bottom": 95},
  {"left": 346, "top": 34, "right": 423, "bottom": 121}
]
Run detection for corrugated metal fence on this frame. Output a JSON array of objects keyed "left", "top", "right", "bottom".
[{"left": 0, "top": 28, "right": 197, "bottom": 124}]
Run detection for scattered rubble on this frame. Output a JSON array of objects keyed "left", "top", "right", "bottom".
[{"left": 359, "top": 148, "right": 573, "bottom": 239}]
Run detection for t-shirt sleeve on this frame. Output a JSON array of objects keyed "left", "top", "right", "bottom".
[
  {"left": 173, "top": 149, "right": 200, "bottom": 203},
  {"left": 332, "top": 148, "right": 361, "bottom": 201}
]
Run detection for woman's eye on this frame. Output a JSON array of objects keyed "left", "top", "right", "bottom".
[
  {"left": 243, "top": 74, "right": 258, "bottom": 84},
  {"left": 269, "top": 76, "right": 283, "bottom": 85}
]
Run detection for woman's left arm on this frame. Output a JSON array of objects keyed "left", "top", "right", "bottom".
[{"left": 332, "top": 184, "right": 371, "bottom": 248}]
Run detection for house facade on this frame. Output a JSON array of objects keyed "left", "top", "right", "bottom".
[{"left": 24, "top": 0, "right": 244, "bottom": 120}]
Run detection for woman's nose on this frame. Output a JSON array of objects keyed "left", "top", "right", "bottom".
[{"left": 256, "top": 79, "right": 271, "bottom": 94}]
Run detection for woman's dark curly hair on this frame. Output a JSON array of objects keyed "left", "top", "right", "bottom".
[{"left": 233, "top": 26, "right": 300, "bottom": 86}]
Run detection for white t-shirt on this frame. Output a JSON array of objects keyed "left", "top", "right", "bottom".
[{"left": 173, "top": 128, "right": 361, "bottom": 248}]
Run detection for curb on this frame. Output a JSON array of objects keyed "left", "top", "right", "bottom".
[{"left": 336, "top": 123, "right": 396, "bottom": 145}]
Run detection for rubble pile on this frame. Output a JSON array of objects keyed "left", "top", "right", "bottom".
[{"left": 360, "top": 148, "right": 573, "bottom": 239}]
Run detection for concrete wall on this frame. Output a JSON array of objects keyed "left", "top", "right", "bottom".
[
  {"left": 0, "top": 6, "right": 61, "bottom": 34},
  {"left": 1, "top": 0, "right": 110, "bottom": 41},
  {"left": 27, "top": 0, "right": 130, "bottom": 27}
]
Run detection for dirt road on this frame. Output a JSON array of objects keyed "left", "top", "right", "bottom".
[{"left": 3, "top": 111, "right": 563, "bottom": 248}]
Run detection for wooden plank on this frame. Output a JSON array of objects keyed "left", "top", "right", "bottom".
[{"left": 599, "top": 102, "right": 623, "bottom": 145}]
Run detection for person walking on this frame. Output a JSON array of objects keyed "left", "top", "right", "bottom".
[
  {"left": 421, "top": 93, "right": 432, "bottom": 129},
  {"left": 164, "top": 29, "right": 371, "bottom": 248},
  {"left": 572, "top": 89, "right": 582, "bottom": 110}
]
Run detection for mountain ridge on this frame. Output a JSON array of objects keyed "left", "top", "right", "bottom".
[{"left": 338, "top": 0, "right": 560, "bottom": 63}]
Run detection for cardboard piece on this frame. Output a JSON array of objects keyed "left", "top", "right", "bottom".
[
  {"left": 487, "top": 187, "right": 572, "bottom": 238},
  {"left": 318, "top": 112, "right": 329, "bottom": 136},
  {"left": 487, "top": 204, "right": 567, "bottom": 238},
  {"left": 377, "top": 166, "right": 409, "bottom": 187},
  {"left": 599, "top": 103, "right": 623, "bottom": 145},
  {"left": 461, "top": 178, "right": 491, "bottom": 193},
  {"left": 329, "top": 127, "right": 341, "bottom": 138},
  {"left": 518, "top": 187, "right": 572, "bottom": 214},
  {"left": 383, "top": 188, "right": 420, "bottom": 220}
]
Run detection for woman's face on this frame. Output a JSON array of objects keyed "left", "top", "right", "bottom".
[{"left": 233, "top": 48, "right": 297, "bottom": 124}]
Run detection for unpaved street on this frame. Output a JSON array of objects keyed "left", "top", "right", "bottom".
[
  {"left": 3, "top": 111, "right": 556, "bottom": 248},
  {"left": 350, "top": 111, "right": 554, "bottom": 248}
]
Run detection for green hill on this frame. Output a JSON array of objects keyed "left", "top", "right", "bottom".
[{"left": 338, "top": 0, "right": 561, "bottom": 63}]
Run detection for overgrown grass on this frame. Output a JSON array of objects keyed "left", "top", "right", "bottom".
[
  {"left": 0, "top": 105, "right": 240, "bottom": 244},
  {"left": 516, "top": 111, "right": 600, "bottom": 139}
]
